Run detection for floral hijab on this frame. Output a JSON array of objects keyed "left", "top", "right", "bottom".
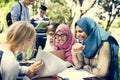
[{"left": 75, "top": 17, "right": 119, "bottom": 80}]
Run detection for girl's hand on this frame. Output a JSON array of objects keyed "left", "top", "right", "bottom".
[
  {"left": 71, "top": 43, "right": 85, "bottom": 55},
  {"left": 27, "top": 60, "right": 44, "bottom": 78},
  {"left": 71, "top": 43, "right": 85, "bottom": 69}
]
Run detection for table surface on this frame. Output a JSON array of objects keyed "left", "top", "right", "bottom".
[{"left": 58, "top": 67, "right": 95, "bottom": 80}]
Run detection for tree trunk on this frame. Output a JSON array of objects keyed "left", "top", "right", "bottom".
[
  {"left": 70, "top": 0, "right": 96, "bottom": 35},
  {"left": 106, "top": 14, "right": 117, "bottom": 31},
  {"left": 70, "top": 0, "right": 82, "bottom": 35}
]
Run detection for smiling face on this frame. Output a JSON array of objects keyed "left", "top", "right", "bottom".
[
  {"left": 54, "top": 31, "right": 67, "bottom": 45},
  {"left": 75, "top": 25, "right": 88, "bottom": 43},
  {"left": 47, "top": 25, "right": 55, "bottom": 36}
]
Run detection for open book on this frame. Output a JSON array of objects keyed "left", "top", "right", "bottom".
[
  {"left": 32, "top": 50, "right": 72, "bottom": 79},
  {"left": 35, "top": 20, "right": 49, "bottom": 30},
  {"left": 58, "top": 68, "right": 95, "bottom": 80}
]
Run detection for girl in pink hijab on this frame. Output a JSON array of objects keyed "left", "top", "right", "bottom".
[{"left": 54, "top": 24, "right": 77, "bottom": 63}]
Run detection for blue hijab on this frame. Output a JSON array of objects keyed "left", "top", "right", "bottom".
[{"left": 75, "top": 17, "right": 119, "bottom": 80}]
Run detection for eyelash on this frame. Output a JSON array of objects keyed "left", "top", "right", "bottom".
[
  {"left": 79, "top": 31, "right": 83, "bottom": 33},
  {"left": 76, "top": 30, "right": 83, "bottom": 33}
]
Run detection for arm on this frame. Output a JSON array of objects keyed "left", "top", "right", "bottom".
[
  {"left": 83, "top": 41, "right": 111, "bottom": 77},
  {"left": 71, "top": 43, "right": 85, "bottom": 69},
  {"left": 11, "top": 2, "right": 21, "bottom": 23},
  {"left": 19, "top": 60, "right": 44, "bottom": 78},
  {"left": 72, "top": 52, "right": 84, "bottom": 69},
  {"left": 1, "top": 51, "right": 20, "bottom": 80}
]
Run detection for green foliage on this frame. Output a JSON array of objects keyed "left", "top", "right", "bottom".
[
  {"left": 0, "top": 1, "right": 14, "bottom": 32},
  {"left": 111, "top": 17, "right": 120, "bottom": 28},
  {"left": 98, "top": 0, "right": 120, "bottom": 13},
  {"left": 0, "top": 0, "right": 18, "bottom": 7},
  {"left": 0, "top": 0, "right": 120, "bottom": 32},
  {"left": 116, "top": 17, "right": 120, "bottom": 28},
  {"left": 97, "top": 0, "right": 120, "bottom": 30},
  {"left": 50, "top": 0, "right": 64, "bottom": 5},
  {"left": 45, "top": 1, "right": 72, "bottom": 25}
]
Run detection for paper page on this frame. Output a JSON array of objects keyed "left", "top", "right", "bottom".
[
  {"left": 32, "top": 50, "right": 71, "bottom": 78},
  {"left": 58, "top": 68, "right": 95, "bottom": 80}
]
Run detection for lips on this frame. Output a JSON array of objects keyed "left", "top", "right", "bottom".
[{"left": 55, "top": 39, "right": 63, "bottom": 45}]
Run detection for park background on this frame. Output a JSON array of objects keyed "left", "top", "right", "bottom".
[{"left": 0, "top": 0, "right": 120, "bottom": 79}]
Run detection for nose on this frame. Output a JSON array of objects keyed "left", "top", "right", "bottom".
[
  {"left": 76, "top": 32, "right": 80, "bottom": 37},
  {"left": 57, "top": 36, "right": 62, "bottom": 40},
  {"left": 76, "top": 32, "right": 82, "bottom": 40}
]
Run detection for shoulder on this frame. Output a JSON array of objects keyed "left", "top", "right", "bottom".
[
  {"left": 98, "top": 41, "right": 110, "bottom": 51},
  {"left": 1, "top": 51, "right": 19, "bottom": 70},
  {"left": 2, "top": 50, "right": 17, "bottom": 63},
  {"left": 2, "top": 50, "right": 14, "bottom": 58},
  {"left": 98, "top": 41, "right": 110, "bottom": 56},
  {"left": 101, "top": 41, "right": 110, "bottom": 47},
  {"left": 1, "top": 51, "right": 19, "bottom": 79},
  {"left": 11, "top": 1, "right": 24, "bottom": 10},
  {"left": 12, "top": 2, "right": 20, "bottom": 7},
  {"left": 43, "top": 16, "right": 50, "bottom": 21}
]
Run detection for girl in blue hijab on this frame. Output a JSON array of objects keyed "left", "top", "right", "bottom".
[{"left": 72, "top": 17, "right": 119, "bottom": 80}]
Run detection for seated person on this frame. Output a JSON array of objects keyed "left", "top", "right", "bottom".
[
  {"left": 0, "top": 21, "right": 43, "bottom": 80},
  {"left": 44, "top": 23, "right": 65, "bottom": 60},
  {"left": 34, "top": 24, "right": 77, "bottom": 80},
  {"left": 43, "top": 22, "right": 59, "bottom": 52},
  {"left": 53, "top": 24, "right": 77, "bottom": 63},
  {"left": 72, "top": 17, "right": 119, "bottom": 80}
]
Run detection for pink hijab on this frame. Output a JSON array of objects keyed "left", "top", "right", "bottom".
[{"left": 55, "top": 24, "right": 77, "bottom": 63}]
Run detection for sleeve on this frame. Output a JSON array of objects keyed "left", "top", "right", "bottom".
[
  {"left": 83, "top": 41, "right": 111, "bottom": 77},
  {"left": 72, "top": 52, "right": 84, "bottom": 69},
  {"left": 11, "top": 2, "right": 21, "bottom": 20},
  {"left": 2, "top": 62, "right": 19, "bottom": 80},
  {"left": 1, "top": 52, "right": 19, "bottom": 80},
  {"left": 18, "top": 66, "right": 29, "bottom": 76}
]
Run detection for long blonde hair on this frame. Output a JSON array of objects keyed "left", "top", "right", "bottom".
[{"left": 6, "top": 21, "right": 36, "bottom": 52}]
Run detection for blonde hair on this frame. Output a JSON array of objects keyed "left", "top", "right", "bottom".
[{"left": 6, "top": 21, "right": 36, "bottom": 52}]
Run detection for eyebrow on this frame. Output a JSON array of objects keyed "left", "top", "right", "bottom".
[{"left": 55, "top": 33, "right": 66, "bottom": 35}]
